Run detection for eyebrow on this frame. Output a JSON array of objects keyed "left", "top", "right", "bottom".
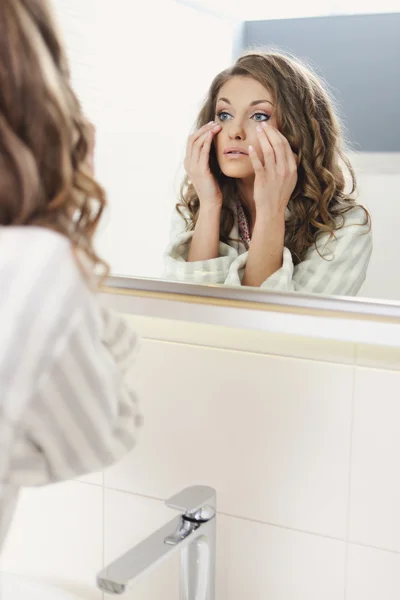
[{"left": 217, "top": 97, "right": 275, "bottom": 108}]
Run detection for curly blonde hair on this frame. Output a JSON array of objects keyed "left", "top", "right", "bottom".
[
  {"left": 0, "top": 0, "right": 108, "bottom": 285},
  {"left": 178, "top": 50, "right": 370, "bottom": 265}
]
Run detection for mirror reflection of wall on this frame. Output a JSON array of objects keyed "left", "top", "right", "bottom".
[
  {"left": 54, "top": 1, "right": 400, "bottom": 301},
  {"left": 54, "top": 0, "right": 238, "bottom": 277}
]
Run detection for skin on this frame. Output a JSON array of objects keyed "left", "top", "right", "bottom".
[{"left": 184, "top": 76, "right": 298, "bottom": 287}]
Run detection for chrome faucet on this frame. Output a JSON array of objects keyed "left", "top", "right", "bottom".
[{"left": 97, "top": 485, "right": 216, "bottom": 599}]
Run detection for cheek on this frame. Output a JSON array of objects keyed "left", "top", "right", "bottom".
[
  {"left": 215, "top": 132, "right": 225, "bottom": 153},
  {"left": 245, "top": 124, "right": 262, "bottom": 152}
]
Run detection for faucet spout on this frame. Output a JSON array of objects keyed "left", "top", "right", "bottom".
[{"left": 97, "top": 486, "right": 216, "bottom": 599}]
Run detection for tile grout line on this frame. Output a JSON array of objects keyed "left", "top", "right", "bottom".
[
  {"left": 349, "top": 539, "right": 400, "bottom": 556},
  {"left": 101, "top": 485, "right": 346, "bottom": 543},
  {"left": 140, "top": 335, "right": 356, "bottom": 368},
  {"left": 343, "top": 365, "right": 357, "bottom": 600},
  {"left": 353, "top": 342, "right": 359, "bottom": 366},
  {"left": 101, "top": 483, "right": 400, "bottom": 556},
  {"left": 140, "top": 335, "right": 400, "bottom": 374}
]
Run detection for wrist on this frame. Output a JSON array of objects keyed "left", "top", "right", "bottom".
[
  {"left": 198, "top": 204, "right": 222, "bottom": 219},
  {"left": 254, "top": 207, "right": 286, "bottom": 230}
]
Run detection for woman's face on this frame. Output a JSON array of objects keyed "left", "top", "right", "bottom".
[{"left": 214, "top": 76, "right": 278, "bottom": 180}]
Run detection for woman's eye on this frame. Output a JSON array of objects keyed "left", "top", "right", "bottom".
[
  {"left": 216, "top": 111, "right": 232, "bottom": 122},
  {"left": 253, "top": 113, "right": 270, "bottom": 122}
]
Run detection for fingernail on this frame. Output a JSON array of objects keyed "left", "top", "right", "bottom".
[
  {"left": 248, "top": 145, "right": 254, "bottom": 152},
  {"left": 256, "top": 126, "right": 262, "bottom": 133},
  {"left": 212, "top": 124, "right": 221, "bottom": 131},
  {"left": 208, "top": 120, "right": 214, "bottom": 124}
]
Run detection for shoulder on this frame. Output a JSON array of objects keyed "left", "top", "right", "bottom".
[
  {"left": 0, "top": 225, "right": 99, "bottom": 346},
  {"left": 1, "top": 225, "right": 76, "bottom": 271},
  {"left": 331, "top": 204, "right": 372, "bottom": 247},
  {"left": 1, "top": 224, "right": 91, "bottom": 290},
  {"left": 340, "top": 204, "right": 371, "bottom": 229},
  {"left": 317, "top": 204, "right": 371, "bottom": 245},
  {"left": 307, "top": 204, "right": 372, "bottom": 261},
  {"left": 0, "top": 226, "right": 102, "bottom": 422}
]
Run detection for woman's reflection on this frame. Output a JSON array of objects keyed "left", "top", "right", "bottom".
[{"left": 164, "top": 51, "right": 372, "bottom": 296}]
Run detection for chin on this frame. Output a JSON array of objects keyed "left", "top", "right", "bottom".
[{"left": 219, "top": 162, "right": 253, "bottom": 179}]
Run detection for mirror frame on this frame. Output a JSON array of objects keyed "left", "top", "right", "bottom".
[{"left": 101, "top": 275, "right": 400, "bottom": 349}]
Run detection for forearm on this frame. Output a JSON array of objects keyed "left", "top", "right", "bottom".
[
  {"left": 187, "top": 206, "right": 221, "bottom": 262},
  {"left": 242, "top": 214, "right": 285, "bottom": 287}
]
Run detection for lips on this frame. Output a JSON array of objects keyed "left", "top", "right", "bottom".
[{"left": 223, "top": 147, "right": 248, "bottom": 156}]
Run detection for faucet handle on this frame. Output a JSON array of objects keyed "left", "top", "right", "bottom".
[{"left": 166, "top": 486, "right": 216, "bottom": 521}]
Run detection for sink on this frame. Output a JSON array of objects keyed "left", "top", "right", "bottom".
[{"left": 0, "top": 572, "right": 88, "bottom": 600}]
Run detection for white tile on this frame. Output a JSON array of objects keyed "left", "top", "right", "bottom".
[
  {"left": 218, "top": 514, "right": 346, "bottom": 600},
  {"left": 0, "top": 481, "right": 103, "bottom": 600},
  {"left": 103, "top": 488, "right": 345, "bottom": 600},
  {"left": 349, "top": 368, "right": 400, "bottom": 552},
  {"left": 347, "top": 544, "right": 400, "bottom": 600},
  {"left": 105, "top": 340, "right": 353, "bottom": 538},
  {"left": 103, "top": 489, "right": 179, "bottom": 600}
]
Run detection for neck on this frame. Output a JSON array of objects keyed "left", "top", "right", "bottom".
[{"left": 237, "top": 177, "right": 256, "bottom": 228}]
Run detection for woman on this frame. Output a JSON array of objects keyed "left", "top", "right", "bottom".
[
  {"left": 164, "top": 50, "right": 372, "bottom": 296},
  {"left": 0, "top": 0, "right": 141, "bottom": 551}
]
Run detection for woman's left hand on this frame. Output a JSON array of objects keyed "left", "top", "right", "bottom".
[{"left": 248, "top": 122, "right": 298, "bottom": 221}]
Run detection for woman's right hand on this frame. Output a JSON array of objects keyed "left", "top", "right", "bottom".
[{"left": 184, "top": 121, "right": 222, "bottom": 210}]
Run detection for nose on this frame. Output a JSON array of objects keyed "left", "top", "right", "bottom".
[{"left": 227, "top": 119, "right": 246, "bottom": 141}]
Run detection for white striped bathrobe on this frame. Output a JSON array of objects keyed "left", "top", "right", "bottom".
[
  {"left": 0, "top": 226, "right": 141, "bottom": 553},
  {"left": 164, "top": 204, "right": 372, "bottom": 296}
]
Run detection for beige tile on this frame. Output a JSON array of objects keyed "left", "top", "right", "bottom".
[
  {"left": 0, "top": 481, "right": 103, "bottom": 600},
  {"left": 121, "top": 313, "right": 356, "bottom": 365},
  {"left": 347, "top": 544, "right": 400, "bottom": 600},
  {"left": 105, "top": 340, "right": 353, "bottom": 538},
  {"left": 356, "top": 344, "right": 400, "bottom": 371},
  {"left": 349, "top": 368, "right": 400, "bottom": 552},
  {"left": 103, "top": 488, "right": 345, "bottom": 600}
]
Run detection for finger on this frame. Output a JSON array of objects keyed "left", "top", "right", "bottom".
[
  {"left": 261, "top": 123, "right": 287, "bottom": 172},
  {"left": 191, "top": 131, "right": 210, "bottom": 165},
  {"left": 273, "top": 127, "right": 297, "bottom": 170},
  {"left": 186, "top": 122, "right": 220, "bottom": 160},
  {"left": 256, "top": 125, "right": 275, "bottom": 170},
  {"left": 191, "top": 129, "right": 218, "bottom": 165},
  {"left": 248, "top": 144, "right": 264, "bottom": 175},
  {"left": 199, "top": 129, "right": 215, "bottom": 169}
]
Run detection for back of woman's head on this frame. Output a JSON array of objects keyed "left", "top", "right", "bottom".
[{"left": 0, "top": 0, "right": 108, "bottom": 281}]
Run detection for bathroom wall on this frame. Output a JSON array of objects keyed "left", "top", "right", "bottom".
[
  {"left": 2, "top": 312, "right": 400, "bottom": 599},
  {"left": 351, "top": 155, "right": 400, "bottom": 301},
  {"left": 242, "top": 12, "right": 400, "bottom": 152}
]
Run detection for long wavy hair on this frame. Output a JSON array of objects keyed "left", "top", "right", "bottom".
[
  {"left": 178, "top": 50, "right": 370, "bottom": 264},
  {"left": 0, "top": 0, "right": 108, "bottom": 284}
]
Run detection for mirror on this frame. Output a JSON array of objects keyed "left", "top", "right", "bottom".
[{"left": 54, "top": 1, "right": 400, "bottom": 302}]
